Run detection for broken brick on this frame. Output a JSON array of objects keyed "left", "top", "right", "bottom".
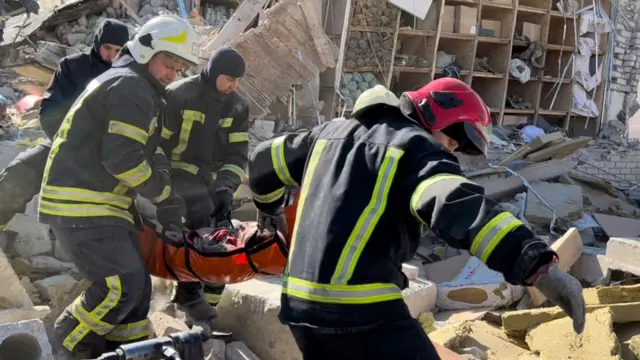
[{"left": 583, "top": 284, "right": 640, "bottom": 305}]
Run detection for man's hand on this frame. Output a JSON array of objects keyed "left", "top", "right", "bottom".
[
  {"left": 156, "top": 193, "right": 186, "bottom": 230},
  {"left": 211, "top": 187, "right": 234, "bottom": 223},
  {"left": 257, "top": 208, "right": 288, "bottom": 235},
  {"left": 529, "top": 259, "right": 586, "bottom": 334}
]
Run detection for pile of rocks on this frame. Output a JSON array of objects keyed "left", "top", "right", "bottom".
[
  {"left": 345, "top": 30, "right": 393, "bottom": 69},
  {"left": 339, "top": 72, "right": 380, "bottom": 108},
  {"left": 350, "top": 0, "right": 399, "bottom": 28}
]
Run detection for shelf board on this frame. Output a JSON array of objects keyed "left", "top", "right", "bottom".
[
  {"left": 445, "top": 0, "right": 479, "bottom": 5},
  {"left": 538, "top": 109, "right": 568, "bottom": 116},
  {"left": 478, "top": 37, "right": 510, "bottom": 44},
  {"left": 490, "top": 108, "right": 501, "bottom": 113},
  {"left": 546, "top": 44, "right": 574, "bottom": 51},
  {"left": 550, "top": 10, "right": 575, "bottom": 19},
  {"left": 541, "top": 76, "right": 571, "bottom": 84},
  {"left": 344, "top": 67, "right": 385, "bottom": 73},
  {"left": 440, "top": 32, "right": 475, "bottom": 40},
  {"left": 350, "top": 26, "right": 395, "bottom": 33},
  {"left": 504, "top": 108, "right": 535, "bottom": 114},
  {"left": 482, "top": 2, "right": 514, "bottom": 10},
  {"left": 394, "top": 66, "right": 431, "bottom": 73},
  {"left": 434, "top": 69, "right": 471, "bottom": 75},
  {"left": 397, "top": 28, "right": 436, "bottom": 36},
  {"left": 473, "top": 72, "right": 506, "bottom": 79},
  {"left": 518, "top": 6, "right": 547, "bottom": 14}
]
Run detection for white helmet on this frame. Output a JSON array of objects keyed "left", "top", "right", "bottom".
[{"left": 128, "top": 15, "right": 199, "bottom": 66}]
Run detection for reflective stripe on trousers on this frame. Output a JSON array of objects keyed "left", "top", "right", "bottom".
[
  {"left": 63, "top": 275, "right": 122, "bottom": 351},
  {"left": 104, "top": 319, "right": 150, "bottom": 342},
  {"left": 284, "top": 144, "right": 405, "bottom": 305}
]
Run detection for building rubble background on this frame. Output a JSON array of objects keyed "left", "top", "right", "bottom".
[{"left": 1, "top": 0, "right": 640, "bottom": 359}]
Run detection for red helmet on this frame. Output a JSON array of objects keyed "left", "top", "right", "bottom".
[{"left": 400, "top": 78, "right": 492, "bottom": 157}]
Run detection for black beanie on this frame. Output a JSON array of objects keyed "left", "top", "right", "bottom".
[
  {"left": 201, "top": 46, "right": 245, "bottom": 87},
  {"left": 93, "top": 19, "right": 130, "bottom": 53}
]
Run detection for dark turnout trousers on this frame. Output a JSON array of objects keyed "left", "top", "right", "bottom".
[{"left": 51, "top": 224, "right": 152, "bottom": 359}]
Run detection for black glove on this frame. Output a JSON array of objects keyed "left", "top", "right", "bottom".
[
  {"left": 22, "top": 0, "right": 39, "bottom": 14},
  {"left": 151, "top": 153, "right": 171, "bottom": 173},
  {"left": 257, "top": 208, "right": 288, "bottom": 235},
  {"left": 156, "top": 193, "right": 186, "bottom": 231},
  {"left": 211, "top": 187, "right": 234, "bottom": 223}
]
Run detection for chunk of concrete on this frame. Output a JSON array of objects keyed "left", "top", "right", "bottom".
[
  {"left": 149, "top": 312, "right": 189, "bottom": 337},
  {"left": 215, "top": 276, "right": 436, "bottom": 360},
  {"left": 615, "top": 322, "right": 640, "bottom": 360},
  {"left": 0, "top": 248, "right": 33, "bottom": 309},
  {"left": 203, "top": 338, "right": 226, "bottom": 360},
  {"left": 526, "top": 308, "right": 619, "bottom": 360},
  {"left": 570, "top": 247, "right": 610, "bottom": 286},
  {"left": 0, "top": 305, "right": 50, "bottom": 325},
  {"left": 33, "top": 274, "right": 77, "bottom": 301},
  {"left": 28, "top": 255, "right": 77, "bottom": 274},
  {"left": 6, "top": 215, "right": 52, "bottom": 258},
  {"left": 606, "top": 237, "right": 640, "bottom": 276},
  {"left": 502, "top": 301, "right": 640, "bottom": 331},
  {"left": 0, "top": 319, "right": 53, "bottom": 360},
  {"left": 583, "top": 284, "right": 640, "bottom": 305},
  {"left": 226, "top": 341, "right": 260, "bottom": 360},
  {"left": 524, "top": 182, "right": 583, "bottom": 224},
  {"left": 402, "top": 263, "right": 419, "bottom": 280}
]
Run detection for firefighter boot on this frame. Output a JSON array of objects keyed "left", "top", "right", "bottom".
[{"left": 172, "top": 282, "right": 217, "bottom": 338}]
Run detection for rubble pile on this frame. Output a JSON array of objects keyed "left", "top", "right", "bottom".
[
  {"left": 345, "top": 30, "right": 393, "bottom": 69},
  {"left": 350, "top": 0, "right": 399, "bottom": 28},
  {"left": 339, "top": 72, "right": 381, "bottom": 108},
  {"left": 53, "top": 12, "right": 134, "bottom": 51}
]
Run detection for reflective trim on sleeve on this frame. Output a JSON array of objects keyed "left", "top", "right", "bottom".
[
  {"left": 409, "top": 174, "right": 470, "bottom": 220},
  {"left": 161, "top": 128, "right": 174, "bottom": 140},
  {"left": 471, "top": 211, "right": 523, "bottom": 263},
  {"left": 229, "top": 132, "right": 249, "bottom": 143},
  {"left": 288, "top": 139, "right": 328, "bottom": 268},
  {"left": 41, "top": 185, "right": 132, "bottom": 209},
  {"left": 115, "top": 161, "right": 152, "bottom": 188},
  {"left": 219, "top": 164, "right": 245, "bottom": 179},
  {"left": 171, "top": 161, "right": 199, "bottom": 175},
  {"left": 270, "top": 136, "right": 299, "bottom": 187},
  {"left": 205, "top": 293, "right": 222, "bottom": 305},
  {"left": 105, "top": 319, "right": 150, "bottom": 342},
  {"left": 153, "top": 185, "right": 171, "bottom": 203},
  {"left": 172, "top": 110, "right": 205, "bottom": 161},
  {"left": 108, "top": 121, "right": 149, "bottom": 145},
  {"left": 39, "top": 200, "right": 133, "bottom": 223},
  {"left": 253, "top": 188, "right": 285, "bottom": 204},
  {"left": 219, "top": 117, "right": 233, "bottom": 128},
  {"left": 282, "top": 276, "right": 402, "bottom": 304},
  {"left": 331, "top": 147, "right": 404, "bottom": 285},
  {"left": 113, "top": 183, "right": 129, "bottom": 195},
  {"left": 155, "top": 147, "right": 165, "bottom": 155},
  {"left": 63, "top": 275, "right": 122, "bottom": 351}
]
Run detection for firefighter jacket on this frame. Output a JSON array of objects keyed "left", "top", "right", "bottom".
[
  {"left": 248, "top": 87, "right": 557, "bottom": 329},
  {"left": 161, "top": 74, "right": 249, "bottom": 192},
  {"left": 38, "top": 53, "right": 172, "bottom": 232}
]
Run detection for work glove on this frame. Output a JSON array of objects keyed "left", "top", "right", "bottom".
[
  {"left": 211, "top": 187, "right": 234, "bottom": 224},
  {"left": 257, "top": 208, "right": 288, "bottom": 235},
  {"left": 156, "top": 193, "right": 186, "bottom": 231},
  {"left": 151, "top": 152, "right": 171, "bottom": 173},
  {"left": 22, "top": 0, "right": 39, "bottom": 14},
  {"left": 529, "top": 258, "right": 586, "bottom": 334}
]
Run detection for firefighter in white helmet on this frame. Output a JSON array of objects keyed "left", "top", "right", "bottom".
[{"left": 38, "top": 15, "right": 199, "bottom": 359}]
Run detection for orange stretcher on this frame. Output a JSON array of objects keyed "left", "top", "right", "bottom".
[{"left": 138, "top": 189, "right": 301, "bottom": 284}]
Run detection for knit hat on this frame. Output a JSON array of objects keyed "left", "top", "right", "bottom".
[
  {"left": 93, "top": 19, "right": 130, "bottom": 53},
  {"left": 201, "top": 46, "right": 245, "bottom": 88}
]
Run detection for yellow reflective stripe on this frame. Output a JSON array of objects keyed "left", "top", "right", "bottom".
[
  {"left": 105, "top": 319, "right": 150, "bottom": 342},
  {"left": 159, "top": 30, "right": 186, "bottom": 44},
  {"left": 331, "top": 147, "right": 404, "bottom": 285},
  {"left": 161, "top": 128, "right": 174, "bottom": 140},
  {"left": 219, "top": 164, "right": 245, "bottom": 179},
  {"left": 409, "top": 174, "right": 469, "bottom": 219},
  {"left": 171, "top": 161, "right": 199, "bottom": 175},
  {"left": 107, "top": 121, "right": 149, "bottom": 145},
  {"left": 115, "top": 161, "right": 152, "bottom": 188},
  {"left": 219, "top": 117, "right": 233, "bottom": 128},
  {"left": 153, "top": 185, "right": 171, "bottom": 203},
  {"left": 0, "top": 225, "right": 5, "bottom": 231},
  {"left": 113, "top": 183, "right": 128, "bottom": 195},
  {"left": 41, "top": 185, "right": 132, "bottom": 209},
  {"left": 63, "top": 276, "right": 122, "bottom": 351},
  {"left": 471, "top": 211, "right": 523, "bottom": 263},
  {"left": 155, "top": 147, "right": 165, "bottom": 155},
  {"left": 270, "top": 136, "right": 299, "bottom": 187},
  {"left": 211, "top": 172, "right": 218, "bottom": 181},
  {"left": 172, "top": 110, "right": 205, "bottom": 161},
  {"left": 288, "top": 139, "right": 328, "bottom": 268},
  {"left": 253, "top": 188, "right": 285, "bottom": 204},
  {"left": 39, "top": 200, "right": 133, "bottom": 223},
  {"left": 205, "top": 293, "right": 221, "bottom": 304},
  {"left": 282, "top": 276, "right": 402, "bottom": 304},
  {"left": 229, "top": 132, "right": 249, "bottom": 143}
]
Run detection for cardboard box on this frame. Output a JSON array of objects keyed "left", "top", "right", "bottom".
[
  {"left": 441, "top": 6, "right": 455, "bottom": 33},
  {"left": 517, "top": 22, "right": 542, "bottom": 42},
  {"left": 480, "top": 19, "right": 502, "bottom": 37},
  {"left": 454, "top": 6, "right": 478, "bottom": 34}
]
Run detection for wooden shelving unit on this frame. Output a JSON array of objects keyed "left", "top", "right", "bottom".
[{"left": 334, "top": 0, "right": 612, "bottom": 137}]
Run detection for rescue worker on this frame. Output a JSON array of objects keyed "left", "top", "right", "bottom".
[
  {"left": 160, "top": 45, "right": 248, "bottom": 329},
  {"left": 0, "top": 0, "right": 39, "bottom": 42},
  {"left": 248, "top": 80, "right": 586, "bottom": 359},
  {"left": 38, "top": 15, "right": 198, "bottom": 359},
  {"left": 0, "top": 19, "right": 129, "bottom": 234}
]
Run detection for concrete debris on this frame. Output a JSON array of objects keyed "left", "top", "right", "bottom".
[
  {"left": 570, "top": 247, "right": 610, "bottom": 286},
  {"left": 33, "top": 274, "right": 78, "bottom": 302},
  {"left": 149, "top": 311, "right": 189, "bottom": 337},
  {"left": 606, "top": 237, "right": 640, "bottom": 276},
  {"left": 226, "top": 341, "right": 261, "bottom": 360},
  {"left": 524, "top": 182, "right": 583, "bottom": 224},
  {"left": 0, "top": 319, "right": 53, "bottom": 360}
]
